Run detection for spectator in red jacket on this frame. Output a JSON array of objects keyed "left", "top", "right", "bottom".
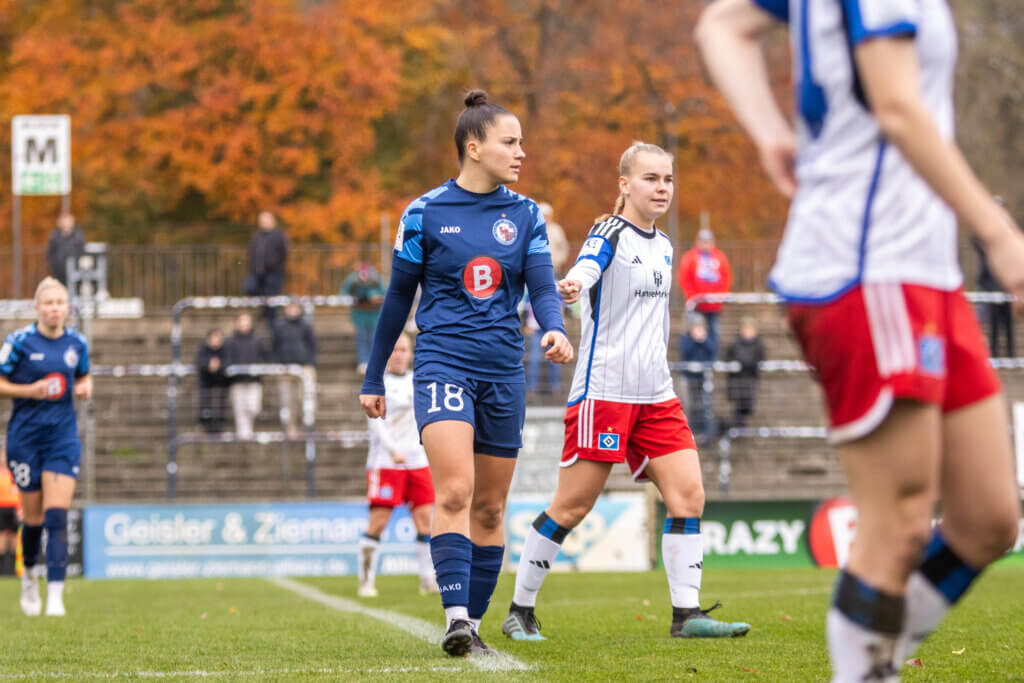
[{"left": 677, "top": 228, "right": 731, "bottom": 358}]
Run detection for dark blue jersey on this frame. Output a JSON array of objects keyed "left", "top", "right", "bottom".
[
  {"left": 394, "top": 179, "right": 551, "bottom": 381},
  {"left": 0, "top": 323, "right": 90, "bottom": 431}
]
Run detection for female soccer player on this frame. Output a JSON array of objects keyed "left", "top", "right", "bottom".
[
  {"left": 1, "top": 277, "right": 92, "bottom": 617},
  {"left": 359, "top": 89, "right": 573, "bottom": 657},
  {"left": 696, "top": 1, "right": 1024, "bottom": 679},
  {"left": 503, "top": 142, "right": 750, "bottom": 642},
  {"left": 358, "top": 333, "right": 439, "bottom": 598}
]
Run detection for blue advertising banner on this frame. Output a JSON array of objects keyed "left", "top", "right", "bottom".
[{"left": 83, "top": 502, "right": 419, "bottom": 580}]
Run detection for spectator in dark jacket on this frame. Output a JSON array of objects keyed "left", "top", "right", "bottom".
[
  {"left": 342, "top": 262, "right": 385, "bottom": 374},
  {"left": 223, "top": 312, "right": 266, "bottom": 438},
  {"left": 244, "top": 211, "right": 288, "bottom": 321},
  {"left": 46, "top": 212, "right": 86, "bottom": 288},
  {"left": 271, "top": 301, "right": 317, "bottom": 438},
  {"left": 680, "top": 314, "right": 716, "bottom": 437},
  {"left": 195, "top": 328, "right": 229, "bottom": 433},
  {"left": 725, "top": 317, "right": 766, "bottom": 428}
]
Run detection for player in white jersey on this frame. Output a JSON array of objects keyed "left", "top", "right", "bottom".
[
  {"left": 697, "top": 1, "right": 1024, "bottom": 680},
  {"left": 502, "top": 142, "right": 750, "bottom": 642},
  {"left": 358, "top": 333, "right": 438, "bottom": 598}
]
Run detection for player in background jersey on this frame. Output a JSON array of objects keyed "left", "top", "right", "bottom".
[
  {"left": 502, "top": 142, "right": 750, "bottom": 642},
  {"left": 359, "top": 90, "right": 573, "bottom": 657},
  {"left": 0, "top": 277, "right": 92, "bottom": 616},
  {"left": 358, "top": 333, "right": 439, "bottom": 598},
  {"left": 697, "top": 1, "right": 1024, "bottom": 679}
]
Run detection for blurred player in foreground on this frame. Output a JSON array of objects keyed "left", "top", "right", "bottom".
[
  {"left": 0, "top": 277, "right": 92, "bottom": 616},
  {"left": 697, "top": 0, "right": 1024, "bottom": 679},
  {"left": 503, "top": 141, "right": 750, "bottom": 642},
  {"left": 358, "top": 333, "right": 439, "bottom": 598}
]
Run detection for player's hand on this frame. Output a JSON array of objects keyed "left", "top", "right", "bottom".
[
  {"left": 26, "top": 379, "right": 52, "bottom": 400},
  {"left": 557, "top": 279, "right": 583, "bottom": 304},
  {"left": 74, "top": 376, "right": 93, "bottom": 400},
  {"left": 391, "top": 451, "right": 406, "bottom": 465},
  {"left": 209, "top": 357, "right": 220, "bottom": 372},
  {"left": 757, "top": 131, "right": 798, "bottom": 198},
  {"left": 984, "top": 222, "right": 1024, "bottom": 315},
  {"left": 360, "top": 393, "right": 387, "bottom": 419},
  {"left": 541, "top": 330, "right": 574, "bottom": 364}
]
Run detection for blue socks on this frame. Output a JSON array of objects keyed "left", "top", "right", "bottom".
[
  {"left": 918, "top": 529, "right": 979, "bottom": 603},
  {"left": 468, "top": 544, "right": 505, "bottom": 621},
  {"left": 430, "top": 533, "right": 472, "bottom": 609},
  {"left": 22, "top": 524, "right": 43, "bottom": 569},
  {"left": 44, "top": 508, "right": 69, "bottom": 583}
]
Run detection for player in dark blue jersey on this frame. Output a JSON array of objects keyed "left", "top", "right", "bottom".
[
  {"left": 0, "top": 277, "right": 92, "bottom": 617},
  {"left": 359, "top": 89, "right": 572, "bottom": 657}
]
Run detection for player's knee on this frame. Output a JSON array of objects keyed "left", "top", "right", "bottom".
[
  {"left": 975, "top": 504, "right": 1021, "bottom": 559},
  {"left": 471, "top": 501, "right": 505, "bottom": 531},
  {"left": 662, "top": 480, "right": 705, "bottom": 518},
  {"left": 43, "top": 508, "right": 68, "bottom": 535},
  {"left": 436, "top": 482, "right": 473, "bottom": 515}
]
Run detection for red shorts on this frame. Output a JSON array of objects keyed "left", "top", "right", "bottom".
[
  {"left": 788, "top": 283, "right": 1000, "bottom": 443},
  {"left": 561, "top": 398, "right": 696, "bottom": 482},
  {"left": 366, "top": 466, "right": 435, "bottom": 508}
]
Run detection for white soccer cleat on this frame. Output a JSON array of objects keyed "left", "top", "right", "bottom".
[
  {"left": 45, "top": 594, "right": 66, "bottom": 617},
  {"left": 357, "top": 583, "right": 378, "bottom": 598},
  {"left": 20, "top": 571, "right": 42, "bottom": 616}
]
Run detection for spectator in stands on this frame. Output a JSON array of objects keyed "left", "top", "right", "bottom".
[
  {"left": 195, "top": 328, "right": 229, "bottom": 433},
  {"left": 46, "top": 211, "right": 85, "bottom": 288},
  {"left": 677, "top": 228, "right": 731, "bottom": 358},
  {"left": 223, "top": 312, "right": 266, "bottom": 439},
  {"left": 0, "top": 459, "right": 20, "bottom": 577},
  {"left": 525, "top": 203, "right": 569, "bottom": 400},
  {"left": 724, "top": 316, "right": 765, "bottom": 428},
  {"left": 244, "top": 211, "right": 288, "bottom": 322},
  {"left": 342, "top": 262, "right": 385, "bottom": 375},
  {"left": 271, "top": 301, "right": 317, "bottom": 439},
  {"left": 680, "top": 313, "right": 715, "bottom": 438}
]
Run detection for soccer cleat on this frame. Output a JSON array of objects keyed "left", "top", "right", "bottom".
[
  {"left": 45, "top": 594, "right": 66, "bottom": 617},
  {"left": 501, "top": 602, "right": 546, "bottom": 641},
  {"left": 470, "top": 629, "right": 493, "bottom": 655},
  {"left": 356, "top": 583, "right": 378, "bottom": 598},
  {"left": 20, "top": 571, "right": 41, "bottom": 616},
  {"left": 419, "top": 577, "right": 440, "bottom": 596},
  {"left": 441, "top": 619, "right": 474, "bottom": 657},
  {"left": 670, "top": 602, "right": 750, "bottom": 638}
]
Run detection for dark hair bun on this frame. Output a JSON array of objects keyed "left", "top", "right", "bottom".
[{"left": 464, "top": 89, "right": 488, "bottom": 108}]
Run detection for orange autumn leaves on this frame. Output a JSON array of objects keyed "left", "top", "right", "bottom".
[{"left": 0, "top": 0, "right": 788, "bottom": 246}]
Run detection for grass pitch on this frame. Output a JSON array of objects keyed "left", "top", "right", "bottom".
[{"left": 1, "top": 563, "right": 1022, "bottom": 681}]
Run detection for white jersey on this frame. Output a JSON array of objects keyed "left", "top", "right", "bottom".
[
  {"left": 366, "top": 371, "right": 429, "bottom": 470},
  {"left": 564, "top": 216, "right": 676, "bottom": 405},
  {"left": 757, "top": 0, "right": 961, "bottom": 300}
]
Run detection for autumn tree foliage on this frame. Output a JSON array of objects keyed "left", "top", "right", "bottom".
[{"left": 0, "top": 0, "right": 787, "bottom": 248}]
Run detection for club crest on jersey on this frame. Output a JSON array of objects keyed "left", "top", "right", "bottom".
[
  {"left": 492, "top": 217, "right": 517, "bottom": 245},
  {"left": 917, "top": 334, "right": 945, "bottom": 377},
  {"left": 63, "top": 346, "right": 78, "bottom": 368},
  {"left": 598, "top": 432, "right": 620, "bottom": 451},
  {"left": 463, "top": 256, "right": 503, "bottom": 300},
  {"left": 654, "top": 270, "right": 663, "bottom": 288}
]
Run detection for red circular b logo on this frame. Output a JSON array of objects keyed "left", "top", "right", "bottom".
[
  {"left": 44, "top": 372, "right": 67, "bottom": 400},
  {"left": 463, "top": 256, "right": 503, "bottom": 299}
]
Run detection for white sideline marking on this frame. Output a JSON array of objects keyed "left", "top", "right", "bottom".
[
  {"left": 0, "top": 667, "right": 463, "bottom": 679},
  {"left": 270, "top": 577, "right": 531, "bottom": 672}
]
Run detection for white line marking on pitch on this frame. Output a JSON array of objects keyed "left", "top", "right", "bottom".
[
  {"left": 0, "top": 667, "right": 464, "bottom": 679},
  {"left": 270, "top": 577, "right": 531, "bottom": 672}
]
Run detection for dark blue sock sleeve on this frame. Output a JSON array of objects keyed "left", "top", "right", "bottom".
[
  {"left": 524, "top": 253, "right": 566, "bottom": 336},
  {"left": 360, "top": 257, "right": 422, "bottom": 396}
]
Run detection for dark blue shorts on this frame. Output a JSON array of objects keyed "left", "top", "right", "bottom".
[
  {"left": 413, "top": 362, "right": 525, "bottom": 458},
  {"left": 6, "top": 423, "right": 81, "bottom": 492}
]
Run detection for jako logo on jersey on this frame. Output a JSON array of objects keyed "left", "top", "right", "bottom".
[
  {"left": 492, "top": 217, "right": 517, "bottom": 245},
  {"left": 918, "top": 334, "right": 946, "bottom": 377},
  {"left": 463, "top": 256, "right": 503, "bottom": 299},
  {"left": 64, "top": 347, "right": 78, "bottom": 368},
  {"left": 43, "top": 372, "right": 67, "bottom": 400},
  {"left": 440, "top": 225, "right": 461, "bottom": 234},
  {"left": 30, "top": 353, "right": 44, "bottom": 361},
  {"left": 598, "top": 433, "right": 620, "bottom": 451}
]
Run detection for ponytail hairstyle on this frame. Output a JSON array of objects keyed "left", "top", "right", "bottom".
[
  {"left": 611, "top": 140, "right": 673, "bottom": 215},
  {"left": 454, "top": 89, "right": 513, "bottom": 165}
]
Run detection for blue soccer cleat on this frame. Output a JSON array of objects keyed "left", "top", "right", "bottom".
[
  {"left": 501, "top": 602, "right": 546, "bottom": 641},
  {"left": 670, "top": 602, "right": 750, "bottom": 638}
]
